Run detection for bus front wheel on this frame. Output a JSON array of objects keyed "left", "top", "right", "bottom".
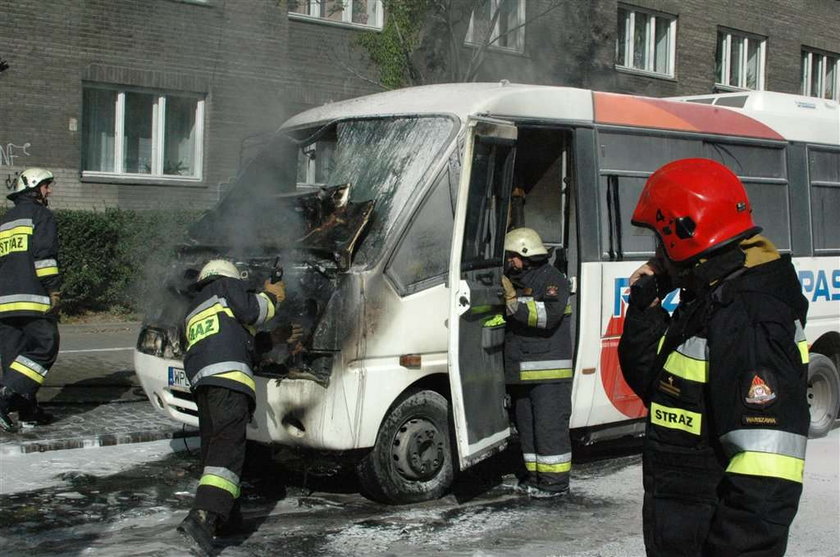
[
  {"left": 807, "top": 353, "right": 840, "bottom": 439},
  {"left": 356, "top": 390, "right": 454, "bottom": 504}
]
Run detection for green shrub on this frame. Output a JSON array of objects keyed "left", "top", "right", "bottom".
[{"left": 1, "top": 206, "right": 199, "bottom": 315}]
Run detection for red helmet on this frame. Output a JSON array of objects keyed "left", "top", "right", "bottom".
[{"left": 632, "top": 158, "right": 760, "bottom": 262}]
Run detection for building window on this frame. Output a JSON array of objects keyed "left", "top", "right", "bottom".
[
  {"left": 288, "top": 0, "right": 383, "bottom": 29},
  {"left": 465, "top": 0, "right": 526, "bottom": 53},
  {"left": 82, "top": 86, "right": 204, "bottom": 179},
  {"left": 615, "top": 5, "right": 676, "bottom": 77},
  {"left": 715, "top": 28, "right": 766, "bottom": 90},
  {"left": 802, "top": 48, "right": 839, "bottom": 101}
]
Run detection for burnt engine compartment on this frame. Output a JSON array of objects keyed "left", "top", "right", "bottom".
[{"left": 142, "top": 251, "right": 348, "bottom": 387}]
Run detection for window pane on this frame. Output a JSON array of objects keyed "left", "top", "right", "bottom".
[
  {"left": 351, "top": 0, "right": 375, "bottom": 25},
  {"left": 633, "top": 12, "right": 647, "bottom": 69},
  {"left": 743, "top": 182, "right": 790, "bottom": 250},
  {"left": 320, "top": 0, "right": 345, "bottom": 22},
  {"left": 288, "top": 0, "right": 306, "bottom": 14},
  {"left": 82, "top": 88, "right": 116, "bottom": 172},
  {"left": 729, "top": 36, "right": 743, "bottom": 87},
  {"left": 811, "top": 54, "right": 822, "bottom": 97},
  {"left": 616, "top": 8, "right": 628, "bottom": 66},
  {"left": 746, "top": 39, "right": 760, "bottom": 89},
  {"left": 654, "top": 18, "right": 670, "bottom": 74},
  {"left": 715, "top": 32, "right": 725, "bottom": 83},
  {"left": 802, "top": 52, "right": 811, "bottom": 95},
  {"left": 123, "top": 92, "right": 154, "bottom": 174},
  {"left": 825, "top": 57, "right": 837, "bottom": 99},
  {"left": 164, "top": 96, "right": 197, "bottom": 176}
]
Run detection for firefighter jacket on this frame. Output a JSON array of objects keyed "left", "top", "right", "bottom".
[
  {"left": 0, "top": 197, "right": 61, "bottom": 319},
  {"left": 183, "top": 276, "right": 277, "bottom": 399},
  {"left": 504, "top": 262, "right": 573, "bottom": 384},
  {"left": 618, "top": 237, "right": 810, "bottom": 556}
]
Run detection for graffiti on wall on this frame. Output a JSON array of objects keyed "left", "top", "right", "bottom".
[{"left": 1, "top": 142, "right": 31, "bottom": 167}]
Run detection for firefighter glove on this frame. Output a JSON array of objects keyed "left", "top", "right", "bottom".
[
  {"left": 48, "top": 291, "right": 61, "bottom": 314},
  {"left": 271, "top": 323, "right": 304, "bottom": 345},
  {"left": 263, "top": 279, "right": 286, "bottom": 303},
  {"left": 501, "top": 276, "right": 517, "bottom": 301}
]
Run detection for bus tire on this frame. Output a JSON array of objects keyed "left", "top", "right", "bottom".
[
  {"left": 807, "top": 353, "right": 840, "bottom": 439},
  {"left": 356, "top": 390, "right": 454, "bottom": 504}
]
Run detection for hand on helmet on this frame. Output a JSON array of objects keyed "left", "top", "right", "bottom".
[{"left": 263, "top": 279, "right": 286, "bottom": 303}]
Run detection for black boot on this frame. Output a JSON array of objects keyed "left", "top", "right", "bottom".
[
  {"left": 217, "top": 501, "right": 244, "bottom": 536},
  {"left": 0, "top": 386, "right": 20, "bottom": 433},
  {"left": 177, "top": 509, "right": 221, "bottom": 556},
  {"left": 17, "top": 395, "right": 54, "bottom": 426}
]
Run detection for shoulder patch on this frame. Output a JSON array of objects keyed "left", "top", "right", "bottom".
[
  {"left": 745, "top": 373, "right": 776, "bottom": 406},
  {"left": 545, "top": 285, "right": 559, "bottom": 297}
]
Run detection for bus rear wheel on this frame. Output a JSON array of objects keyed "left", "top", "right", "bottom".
[
  {"left": 356, "top": 390, "right": 454, "bottom": 504},
  {"left": 807, "top": 353, "right": 840, "bottom": 439}
]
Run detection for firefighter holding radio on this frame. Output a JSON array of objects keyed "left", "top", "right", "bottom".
[
  {"left": 502, "top": 227, "right": 574, "bottom": 498},
  {"left": 618, "top": 158, "right": 810, "bottom": 556},
  {"left": 177, "top": 259, "right": 288, "bottom": 555}
]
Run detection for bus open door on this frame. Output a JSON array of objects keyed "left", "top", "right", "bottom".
[{"left": 447, "top": 118, "right": 518, "bottom": 470}]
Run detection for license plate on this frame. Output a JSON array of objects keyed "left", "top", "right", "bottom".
[{"left": 168, "top": 366, "right": 191, "bottom": 392}]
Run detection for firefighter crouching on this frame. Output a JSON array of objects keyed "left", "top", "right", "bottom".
[
  {"left": 177, "top": 259, "right": 286, "bottom": 554},
  {"left": 502, "top": 227, "right": 574, "bottom": 498},
  {"left": 0, "top": 168, "right": 61, "bottom": 432},
  {"left": 618, "top": 158, "right": 810, "bottom": 556}
]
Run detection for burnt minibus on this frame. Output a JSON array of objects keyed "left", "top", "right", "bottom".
[{"left": 135, "top": 82, "right": 840, "bottom": 503}]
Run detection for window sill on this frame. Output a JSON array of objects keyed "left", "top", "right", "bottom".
[
  {"left": 288, "top": 13, "right": 383, "bottom": 32},
  {"left": 615, "top": 66, "right": 676, "bottom": 82},
  {"left": 167, "top": 0, "right": 215, "bottom": 6},
  {"left": 81, "top": 173, "right": 206, "bottom": 188}
]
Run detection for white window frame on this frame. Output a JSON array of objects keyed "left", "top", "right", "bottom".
[
  {"left": 716, "top": 28, "right": 766, "bottom": 91},
  {"left": 288, "top": 0, "right": 384, "bottom": 30},
  {"left": 615, "top": 5, "right": 677, "bottom": 78},
  {"left": 802, "top": 48, "right": 840, "bottom": 101},
  {"left": 465, "top": 0, "right": 526, "bottom": 54},
  {"left": 82, "top": 85, "right": 205, "bottom": 182}
]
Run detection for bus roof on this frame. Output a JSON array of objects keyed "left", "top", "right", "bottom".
[{"left": 281, "top": 82, "right": 839, "bottom": 146}]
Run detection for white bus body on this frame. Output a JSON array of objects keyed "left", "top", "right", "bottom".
[{"left": 135, "top": 83, "right": 840, "bottom": 503}]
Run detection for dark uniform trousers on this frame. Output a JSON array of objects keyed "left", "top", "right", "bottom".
[
  {"left": 0, "top": 317, "right": 60, "bottom": 396},
  {"left": 194, "top": 386, "right": 250, "bottom": 520},
  {"left": 512, "top": 380, "right": 573, "bottom": 491}
]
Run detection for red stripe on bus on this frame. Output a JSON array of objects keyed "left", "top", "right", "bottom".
[{"left": 593, "top": 92, "right": 784, "bottom": 140}]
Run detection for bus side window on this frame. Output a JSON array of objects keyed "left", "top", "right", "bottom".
[
  {"left": 808, "top": 148, "right": 840, "bottom": 252},
  {"left": 386, "top": 167, "right": 456, "bottom": 295}
]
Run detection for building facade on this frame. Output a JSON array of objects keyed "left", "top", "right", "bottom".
[{"left": 1, "top": 0, "right": 837, "bottom": 211}]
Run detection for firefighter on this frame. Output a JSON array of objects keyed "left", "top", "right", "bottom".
[
  {"left": 502, "top": 227, "right": 574, "bottom": 498},
  {"left": 618, "top": 158, "right": 810, "bottom": 556},
  {"left": 0, "top": 168, "right": 61, "bottom": 432},
  {"left": 177, "top": 259, "right": 286, "bottom": 555}
]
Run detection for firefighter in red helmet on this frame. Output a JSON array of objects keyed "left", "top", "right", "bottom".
[{"left": 618, "top": 158, "right": 810, "bottom": 556}]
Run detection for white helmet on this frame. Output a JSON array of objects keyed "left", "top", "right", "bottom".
[
  {"left": 504, "top": 227, "right": 548, "bottom": 257},
  {"left": 197, "top": 259, "right": 240, "bottom": 283},
  {"left": 8, "top": 168, "right": 54, "bottom": 200}
]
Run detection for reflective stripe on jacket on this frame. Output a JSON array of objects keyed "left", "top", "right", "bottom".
[
  {"left": 183, "top": 277, "right": 277, "bottom": 398},
  {"left": 0, "top": 199, "right": 61, "bottom": 318}
]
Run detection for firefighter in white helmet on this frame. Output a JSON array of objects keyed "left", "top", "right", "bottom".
[
  {"left": 502, "top": 227, "right": 574, "bottom": 498},
  {"left": 177, "top": 258, "right": 287, "bottom": 554},
  {"left": 0, "top": 168, "right": 61, "bottom": 432}
]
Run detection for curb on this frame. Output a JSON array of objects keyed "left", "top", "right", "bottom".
[{"left": 2, "top": 427, "right": 198, "bottom": 457}]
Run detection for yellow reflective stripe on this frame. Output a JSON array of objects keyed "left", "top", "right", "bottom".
[
  {"left": 10, "top": 361, "right": 45, "bottom": 384},
  {"left": 663, "top": 351, "right": 708, "bottom": 383},
  {"left": 0, "top": 301, "right": 50, "bottom": 313},
  {"left": 199, "top": 474, "right": 241, "bottom": 498},
  {"left": 0, "top": 225, "right": 33, "bottom": 239},
  {"left": 536, "top": 461, "right": 572, "bottom": 473},
  {"left": 727, "top": 451, "right": 804, "bottom": 483},
  {"left": 258, "top": 292, "right": 276, "bottom": 322},
  {"left": 520, "top": 368, "right": 573, "bottom": 381},
  {"left": 564, "top": 303, "right": 572, "bottom": 316},
  {"left": 188, "top": 303, "right": 235, "bottom": 325},
  {"left": 215, "top": 370, "right": 256, "bottom": 392},
  {"left": 527, "top": 300, "right": 538, "bottom": 327},
  {"left": 798, "top": 342, "right": 809, "bottom": 364},
  {"left": 656, "top": 335, "right": 666, "bottom": 354},
  {"left": 524, "top": 461, "right": 537, "bottom": 472},
  {"left": 650, "top": 402, "right": 702, "bottom": 435},
  {"left": 35, "top": 266, "right": 59, "bottom": 277}
]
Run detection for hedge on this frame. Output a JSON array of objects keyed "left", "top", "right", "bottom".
[{"left": 1, "top": 206, "right": 199, "bottom": 315}]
